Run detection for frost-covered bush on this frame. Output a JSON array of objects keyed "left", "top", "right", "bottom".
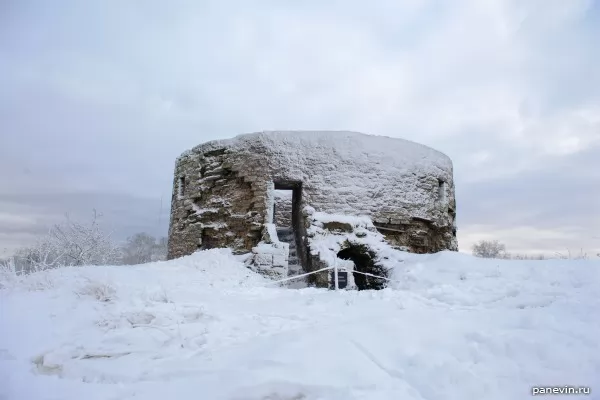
[
  {"left": 12, "top": 210, "right": 120, "bottom": 274},
  {"left": 121, "top": 233, "right": 168, "bottom": 265},
  {"left": 472, "top": 240, "right": 506, "bottom": 259},
  {"left": 0, "top": 258, "right": 56, "bottom": 291},
  {"left": 0, "top": 257, "right": 18, "bottom": 289},
  {"left": 75, "top": 279, "right": 117, "bottom": 302},
  {"left": 146, "top": 287, "right": 173, "bottom": 303}
]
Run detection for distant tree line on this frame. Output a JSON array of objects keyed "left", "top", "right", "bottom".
[
  {"left": 3, "top": 212, "right": 596, "bottom": 276},
  {"left": 1, "top": 210, "right": 168, "bottom": 275},
  {"left": 471, "top": 239, "right": 595, "bottom": 260}
]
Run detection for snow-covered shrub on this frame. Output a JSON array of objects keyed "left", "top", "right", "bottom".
[
  {"left": 123, "top": 310, "right": 156, "bottom": 325},
  {"left": 0, "top": 257, "right": 18, "bottom": 289},
  {"left": 13, "top": 210, "right": 120, "bottom": 274},
  {"left": 121, "top": 233, "right": 168, "bottom": 265},
  {"left": 146, "top": 287, "right": 173, "bottom": 303},
  {"left": 0, "top": 258, "right": 56, "bottom": 291},
  {"left": 554, "top": 249, "right": 590, "bottom": 260},
  {"left": 75, "top": 279, "right": 117, "bottom": 302},
  {"left": 472, "top": 240, "right": 506, "bottom": 259}
]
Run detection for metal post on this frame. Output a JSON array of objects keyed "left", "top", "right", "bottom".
[{"left": 334, "top": 258, "right": 339, "bottom": 290}]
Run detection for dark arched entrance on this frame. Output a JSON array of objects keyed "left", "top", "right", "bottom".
[{"left": 336, "top": 243, "right": 388, "bottom": 290}]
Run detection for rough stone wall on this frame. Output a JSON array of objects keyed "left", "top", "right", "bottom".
[
  {"left": 371, "top": 177, "right": 457, "bottom": 254},
  {"left": 168, "top": 131, "right": 458, "bottom": 261},
  {"left": 273, "top": 191, "right": 293, "bottom": 228},
  {"left": 167, "top": 147, "right": 271, "bottom": 259}
]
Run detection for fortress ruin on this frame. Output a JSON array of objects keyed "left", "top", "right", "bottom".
[{"left": 167, "top": 131, "right": 457, "bottom": 287}]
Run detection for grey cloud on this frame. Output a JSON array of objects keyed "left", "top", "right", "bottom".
[
  {"left": 0, "top": 192, "right": 170, "bottom": 247},
  {"left": 457, "top": 143, "right": 600, "bottom": 254},
  {"left": 1, "top": 0, "right": 599, "bottom": 256}
]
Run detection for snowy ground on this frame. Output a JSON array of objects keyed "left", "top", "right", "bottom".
[{"left": 1, "top": 249, "right": 599, "bottom": 400}]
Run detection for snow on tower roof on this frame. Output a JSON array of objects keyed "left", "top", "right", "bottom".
[{"left": 183, "top": 130, "right": 452, "bottom": 177}]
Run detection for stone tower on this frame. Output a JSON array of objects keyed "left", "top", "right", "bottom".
[{"left": 168, "top": 131, "right": 457, "bottom": 272}]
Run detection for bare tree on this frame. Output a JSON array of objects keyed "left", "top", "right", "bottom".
[
  {"left": 122, "top": 233, "right": 155, "bottom": 265},
  {"left": 0, "top": 256, "right": 18, "bottom": 285},
  {"left": 50, "top": 210, "right": 120, "bottom": 266},
  {"left": 472, "top": 240, "right": 506, "bottom": 259},
  {"left": 121, "top": 233, "right": 168, "bottom": 265},
  {"left": 12, "top": 210, "right": 120, "bottom": 273},
  {"left": 153, "top": 236, "right": 168, "bottom": 262}
]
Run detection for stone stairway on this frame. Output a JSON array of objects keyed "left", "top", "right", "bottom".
[{"left": 276, "top": 227, "right": 306, "bottom": 288}]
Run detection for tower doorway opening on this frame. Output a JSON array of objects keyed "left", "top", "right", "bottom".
[{"left": 273, "top": 181, "right": 305, "bottom": 286}]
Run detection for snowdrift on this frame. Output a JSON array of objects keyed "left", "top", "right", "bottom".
[{"left": 1, "top": 248, "right": 599, "bottom": 400}]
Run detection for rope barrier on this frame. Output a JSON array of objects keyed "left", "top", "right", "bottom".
[
  {"left": 264, "top": 262, "right": 401, "bottom": 288},
  {"left": 265, "top": 265, "right": 334, "bottom": 285},
  {"left": 350, "top": 269, "right": 399, "bottom": 282}
]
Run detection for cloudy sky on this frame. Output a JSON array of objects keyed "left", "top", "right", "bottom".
[{"left": 1, "top": 0, "right": 599, "bottom": 257}]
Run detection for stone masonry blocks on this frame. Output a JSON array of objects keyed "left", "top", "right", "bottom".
[{"left": 167, "top": 131, "right": 458, "bottom": 261}]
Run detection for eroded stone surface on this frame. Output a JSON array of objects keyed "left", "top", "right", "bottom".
[
  {"left": 168, "top": 131, "right": 458, "bottom": 265},
  {"left": 274, "top": 190, "right": 293, "bottom": 228},
  {"left": 322, "top": 221, "right": 354, "bottom": 233}
]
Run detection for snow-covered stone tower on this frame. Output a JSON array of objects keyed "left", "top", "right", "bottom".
[{"left": 168, "top": 131, "right": 457, "bottom": 277}]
